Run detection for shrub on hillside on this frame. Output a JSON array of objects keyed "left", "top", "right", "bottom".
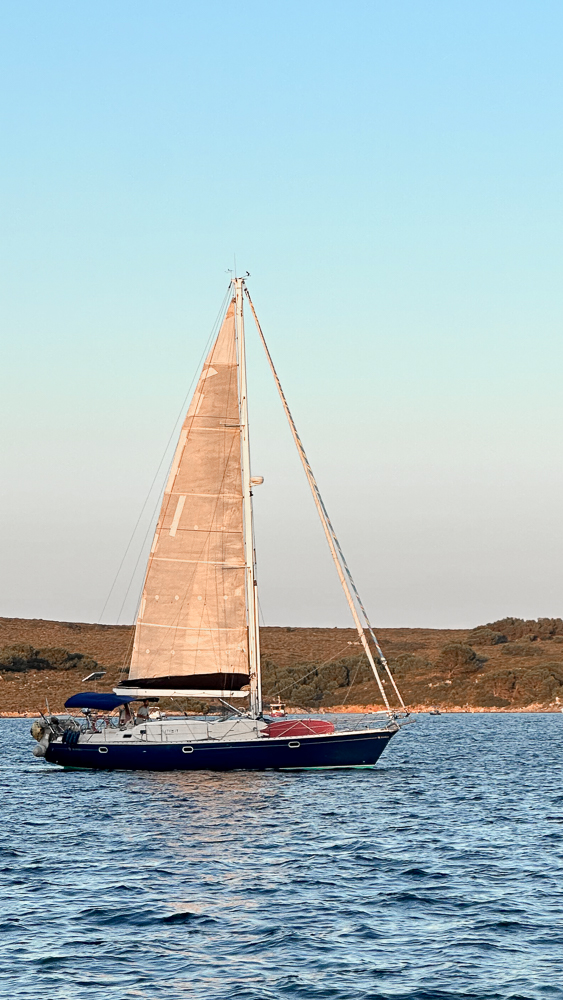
[
  {"left": 501, "top": 643, "right": 543, "bottom": 658},
  {"left": 0, "top": 644, "right": 99, "bottom": 674},
  {"left": 435, "top": 643, "right": 486, "bottom": 676},
  {"left": 261, "top": 654, "right": 377, "bottom": 707},
  {"left": 484, "top": 668, "right": 518, "bottom": 699},
  {"left": 36, "top": 647, "right": 99, "bottom": 672},
  {"left": 516, "top": 663, "right": 563, "bottom": 702},
  {"left": 482, "top": 662, "right": 563, "bottom": 704},
  {"left": 467, "top": 627, "right": 507, "bottom": 645},
  {"left": 389, "top": 653, "right": 432, "bottom": 676},
  {"left": 0, "top": 645, "right": 38, "bottom": 671},
  {"left": 486, "top": 618, "right": 563, "bottom": 641}
]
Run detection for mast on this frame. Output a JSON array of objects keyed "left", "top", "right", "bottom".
[{"left": 235, "top": 278, "right": 262, "bottom": 718}]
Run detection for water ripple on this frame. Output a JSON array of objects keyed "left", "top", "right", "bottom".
[{"left": 2, "top": 714, "right": 563, "bottom": 998}]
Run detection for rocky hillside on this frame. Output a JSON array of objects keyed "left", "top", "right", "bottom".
[{"left": 1, "top": 616, "right": 563, "bottom": 714}]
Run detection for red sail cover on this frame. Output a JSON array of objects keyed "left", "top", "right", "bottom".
[{"left": 263, "top": 719, "right": 335, "bottom": 738}]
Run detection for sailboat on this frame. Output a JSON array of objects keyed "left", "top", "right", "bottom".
[{"left": 31, "top": 277, "right": 409, "bottom": 770}]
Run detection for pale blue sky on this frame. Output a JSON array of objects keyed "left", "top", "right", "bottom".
[{"left": 1, "top": 0, "right": 562, "bottom": 627}]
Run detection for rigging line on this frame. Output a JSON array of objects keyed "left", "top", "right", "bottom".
[
  {"left": 340, "top": 656, "right": 372, "bottom": 707},
  {"left": 269, "top": 643, "right": 360, "bottom": 700},
  {"left": 245, "top": 287, "right": 406, "bottom": 713},
  {"left": 103, "top": 285, "right": 232, "bottom": 628},
  {"left": 115, "top": 460, "right": 184, "bottom": 626},
  {"left": 100, "top": 285, "right": 231, "bottom": 625},
  {"left": 353, "top": 709, "right": 391, "bottom": 728},
  {"left": 310, "top": 492, "right": 406, "bottom": 709},
  {"left": 244, "top": 287, "right": 399, "bottom": 717}
]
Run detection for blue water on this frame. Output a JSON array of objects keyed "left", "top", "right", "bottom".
[{"left": 2, "top": 714, "right": 563, "bottom": 1000}]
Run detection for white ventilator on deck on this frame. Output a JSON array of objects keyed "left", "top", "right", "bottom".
[{"left": 127, "top": 296, "right": 252, "bottom": 698}]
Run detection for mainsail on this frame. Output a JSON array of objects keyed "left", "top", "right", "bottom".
[{"left": 127, "top": 298, "right": 250, "bottom": 692}]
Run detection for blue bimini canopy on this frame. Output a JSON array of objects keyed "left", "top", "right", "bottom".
[{"left": 64, "top": 692, "right": 136, "bottom": 711}]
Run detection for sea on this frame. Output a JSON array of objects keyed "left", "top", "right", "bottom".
[{"left": 2, "top": 713, "right": 562, "bottom": 1000}]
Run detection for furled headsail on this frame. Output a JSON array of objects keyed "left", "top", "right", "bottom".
[{"left": 126, "top": 298, "right": 249, "bottom": 694}]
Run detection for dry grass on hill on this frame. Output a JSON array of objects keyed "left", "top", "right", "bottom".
[{"left": 1, "top": 616, "right": 563, "bottom": 715}]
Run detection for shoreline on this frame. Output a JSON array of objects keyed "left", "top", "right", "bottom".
[{"left": 3, "top": 704, "right": 562, "bottom": 719}]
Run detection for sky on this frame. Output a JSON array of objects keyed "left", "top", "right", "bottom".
[{"left": 0, "top": 0, "right": 562, "bottom": 629}]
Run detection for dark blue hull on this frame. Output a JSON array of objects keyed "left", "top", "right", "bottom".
[{"left": 45, "top": 728, "right": 396, "bottom": 771}]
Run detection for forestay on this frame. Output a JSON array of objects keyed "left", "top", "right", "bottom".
[{"left": 128, "top": 299, "right": 250, "bottom": 692}]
